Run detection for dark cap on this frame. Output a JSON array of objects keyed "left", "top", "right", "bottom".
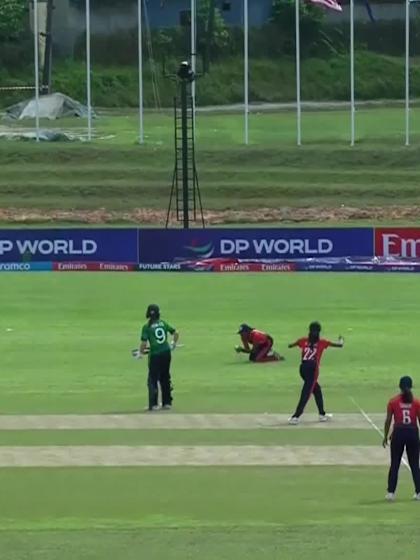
[
  {"left": 238, "top": 323, "right": 252, "bottom": 335},
  {"left": 309, "top": 321, "right": 321, "bottom": 333},
  {"left": 399, "top": 376, "right": 413, "bottom": 390},
  {"left": 146, "top": 304, "right": 160, "bottom": 319}
]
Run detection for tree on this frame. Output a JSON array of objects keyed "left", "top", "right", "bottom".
[
  {"left": 0, "top": 0, "right": 27, "bottom": 40},
  {"left": 270, "top": 0, "right": 328, "bottom": 57},
  {"left": 197, "top": 0, "right": 229, "bottom": 72}
]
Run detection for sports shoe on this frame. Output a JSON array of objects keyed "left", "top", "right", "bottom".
[
  {"left": 413, "top": 493, "right": 420, "bottom": 501},
  {"left": 144, "top": 405, "right": 161, "bottom": 412},
  {"left": 273, "top": 351, "right": 285, "bottom": 361},
  {"left": 162, "top": 404, "right": 172, "bottom": 411},
  {"left": 385, "top": 492, "right": 395, "bottom": 502},
  {"left": 288, "top": 416, "right": 300, "bottom": 425},
  {"left": 319, "top": 413, "right": 333, "bottom": 422}
]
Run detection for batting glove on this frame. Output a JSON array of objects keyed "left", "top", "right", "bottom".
[{"left": 131, "top": 349, "right": 143, "bottom": 359}]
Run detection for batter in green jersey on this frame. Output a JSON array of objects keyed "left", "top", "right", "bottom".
[
  {"left": 139, "top": 304, "right": 179, "bottom": 411},
  {"left": 141, "top": 320, "right": 176, "bottom": 356}
]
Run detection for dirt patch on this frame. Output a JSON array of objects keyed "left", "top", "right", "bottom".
[
  {"left": 0, "top": 206, "right": 419, "bottom": 225},
  {"left": 0, "top": 413, "right": 380, "bottom": 431},
  {"left": 0, "top": 445, "right": 387, "bottom": 467}
]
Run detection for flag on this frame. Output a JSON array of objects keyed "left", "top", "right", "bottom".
[
  {"left": 362, "top": 0, "right": 376, "bottom": 22},
  {"left": 309, "top": 0, "right": 342, "bottom": 11}
]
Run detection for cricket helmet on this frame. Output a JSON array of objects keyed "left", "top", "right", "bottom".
[
  {"left": 146, "top": 304, "right": 160, "bottom": 319},
  {"left": 237, "top": 323, "right": 253, "bottom": 335}
]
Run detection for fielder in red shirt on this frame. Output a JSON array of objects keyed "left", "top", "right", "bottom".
[
  {"left": 288, "top": 321, "right": 344, "bottom": 424},
  {"left": 235, "top": 324, "right": 284, "bottom": 363},
  {"left": 383, "top": 376, "right": 420, "bottom": 501}
]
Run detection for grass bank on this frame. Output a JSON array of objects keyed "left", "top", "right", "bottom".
[
  {"left": 0, "top": 108, "right": 420, "bottom": 223},
  {"left": 0, "top": 52, "right": 418, "bottom": 109}
]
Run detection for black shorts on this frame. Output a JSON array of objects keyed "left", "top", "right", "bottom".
[
  {"left": 392, "top": 426, "right": 419, "bottom": 444},
  {"left": 300, "top": 360, "right": 317, "bottom": 377},
  {"left": 149, "top": 351, "right": 171, "bottom": 378}
]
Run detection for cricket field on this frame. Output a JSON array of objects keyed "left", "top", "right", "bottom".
[{"left": 0, "top": 272, "right": 419, "bottom": 559}]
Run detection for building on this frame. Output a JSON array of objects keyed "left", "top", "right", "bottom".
[{"left": 39, "top": 0, "right": 410, "bottom": 55}]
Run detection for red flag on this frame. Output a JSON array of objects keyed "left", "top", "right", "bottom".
[{"left": 309, "top": 0, "right": 343, "bottom": 11}]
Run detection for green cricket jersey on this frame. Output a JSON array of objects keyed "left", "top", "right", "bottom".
[{"left": 141, "top": 320, "right": 176, "bottom": 356}]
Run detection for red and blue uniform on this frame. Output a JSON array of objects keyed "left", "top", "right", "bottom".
[
  {"left": 241, "top": 329, "right": 275, "bottom": 363},
  {"left": 387, "top": 395, "right": 420, "bottom": 494},
  {"left": 297, "top": 337, "right": 331, "bottom": 377},
  {"left": 388, "top": 395, "right": 420, "bottom": 427},
  {"left": 291, "top": 338, "right": 333, "bottom": 418}
]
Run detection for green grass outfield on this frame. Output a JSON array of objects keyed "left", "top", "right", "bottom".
[
  {"left": 22, "top": 105, "right": 420, "bottom": 146},
  {"left": 1, "top": 468, "right": 419, "bottom": 559},
  {"left": 2, "top": 272, "right": 420, "bottom": 413},
  {"left": 2, "top": 107, "right": 420, "bottom": 220},
  {"left": 1, "top": 272, "right": 420, "bottom": 559}
]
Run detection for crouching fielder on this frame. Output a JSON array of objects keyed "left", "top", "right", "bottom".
[
  {"left": 288, "top": 321, "right": 344, "bottom": 424},
  {"left": 384, "top": 376, "right": 420, "bottom": 501},
  {"left": 236, "top": 324, "right": 284, "bottom": 363}
]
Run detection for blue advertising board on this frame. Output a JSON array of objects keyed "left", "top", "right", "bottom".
[
  {"left": 0, "top": 229, "right": 139, "bottom": 263},
  {"left": 138, "top": 228, "right": 374, "bottom": 263},
  {"left": 0, "top": 262, "right": 52, "bottom": 272}
]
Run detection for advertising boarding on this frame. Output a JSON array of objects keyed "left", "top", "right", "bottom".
[
  {"left": 138, "top": 228, "right": 374, "bottom": 264},
  {"left": 0, "top": 229, "right": 139, "bottom": 263}
]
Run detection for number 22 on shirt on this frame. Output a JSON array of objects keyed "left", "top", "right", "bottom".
[{"left": 303, "top": 346, "right": 317, "bottom": 361}]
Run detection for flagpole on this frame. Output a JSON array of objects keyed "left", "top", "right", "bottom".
[
  {"left": 191, "top": 0, "right": 196, "bottom": 114},
  {"left": 350, "top": 0, "right": 355, "bottom": 146},
  {"left": 244, "top": 0, "right": 249, "bottom": 145},
  {"left": 405, "top": 0, "right": 410, "bottom": 146},
  {"left": 138, "top": 0, "right": 144, "bottom": 144},
  {"left": 295, "top": 0, "right": 301, "bottom": 146},
  {"left": 86, "top": 0, "right": 92, "bottom": 141},
  {"left": 34, "top": 0, "right": 40, "bottom": 142}
]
